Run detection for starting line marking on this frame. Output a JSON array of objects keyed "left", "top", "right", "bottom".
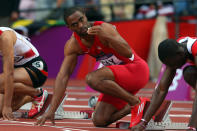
[{"left": 62, "top": 128, "right": 89, "bottom": 131}]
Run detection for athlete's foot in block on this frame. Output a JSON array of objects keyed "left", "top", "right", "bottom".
[
  {"left": 130, "top": 97, "right": 149, "bottom": 128},
  {"left": 28, "top": 90, "right": 48, "bottom": 118}
]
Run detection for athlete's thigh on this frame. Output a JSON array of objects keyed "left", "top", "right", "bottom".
[
  {"left": 13, "top": 67, "right": 33, "bottom": 86},
  {"left": 12, "top": 95, "right": 32, "bottom": 111},
  {"left": 183, "top": 65, "right": 197, "bottom": 88},
  {"left": 0, "top": 93, "right": 32, "bottom": 112},
  {"left": 0, "top": 94, "right": 3, "bottom": 113},
  {"left": 0, "top": 67, "right": 32, "bottom": 87},
  {"left": 90, "top": 66, "right": 115, "bottom": 81},
  {"left": 93, "top": 101, "right": 117, "bottom": 121}
]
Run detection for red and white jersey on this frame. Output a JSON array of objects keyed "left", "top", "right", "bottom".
[
  {"left": 74, "top": 21, "right": 142, "bottom": 66},
  {"left": 0, "top": 27, "right": 39, "bottom": 66},
  {"left": 177, "top": 36, "right": 197, "bottom": 58}
]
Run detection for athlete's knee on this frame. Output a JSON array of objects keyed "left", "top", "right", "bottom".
[
  {"left": 86, "top": 72, "right": 99, "bottom": 88},
  {"left": 183, "top": 66, "right": 197, "bottom": 88},
  {"left": 92, "top": 113, "right": 109, "bottom": 127},
  {"left": 0, "top": 74, "right": 4, "bottom": 91}
]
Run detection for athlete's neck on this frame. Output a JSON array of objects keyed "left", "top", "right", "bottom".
[{"left": 181, "top": 42, "right": 190, "bottom": 58}]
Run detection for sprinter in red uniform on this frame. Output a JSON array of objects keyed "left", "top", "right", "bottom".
[
  {"left": 36, "top": 7, "right": 149, "bottom": 127},
  {"left": 132, "top": 37, "right": 197, "bottom": 131}
]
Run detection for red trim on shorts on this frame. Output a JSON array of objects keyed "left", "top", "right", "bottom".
[
  {"left": 24, "top": 49, "right": 36, "bottom": 58},
  {"left": 0, "top": 30, "right": 3, "bottom": 36},
  {"left": 40, "top": 70, "right": 48, "bottom": 77}
]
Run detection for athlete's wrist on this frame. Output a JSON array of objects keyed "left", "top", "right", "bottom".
[
  {"left": 188, "top": 126, "right": 196, "bottom": 130},
  {"left": 141, "top": 118, "right": 148, "bottom": 125},
  {"left": 139, "top": 119, "right": 148, "bottom": 129}
]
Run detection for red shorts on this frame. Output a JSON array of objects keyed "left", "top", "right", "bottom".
[{"left": 98, "top": 59, "right": 149, "bottom": 110}]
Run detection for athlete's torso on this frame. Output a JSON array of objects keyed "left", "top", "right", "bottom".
[
  {"left": 74, "top": 21, "right": 140, "bottom": 66},
  {"left": 177, "top": 36, "right": 197, "bottom": 62},
  {"left": 0, "top": 27, "right": 39, "bottom": 66}
]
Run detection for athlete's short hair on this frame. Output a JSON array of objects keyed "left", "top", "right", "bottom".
[
  {"left": 158, "top": 39, "right": 179, "bottom": 62},
  {"left": 63, "top": 7, "right": 85, "bottom": 25}
]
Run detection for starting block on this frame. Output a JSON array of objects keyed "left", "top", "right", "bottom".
[
  {"left": 15, "top": 93, "right": 93, "bottom": 120},
  {"left": 43, "top": 94, "right": 94, "bottom": 119},
  {"left": 116, "top": 100, "right": 188, "bottom": 130}
]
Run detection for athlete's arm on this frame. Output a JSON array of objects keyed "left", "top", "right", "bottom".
[
  {"left": 36, "top": 35, "right": 81, "bottom": 126},
  {"left": 0, "top": 31, "right": 16, "bottom": 120},
  {"left": 188, "top": 56, "right": 197, "bottom": 128},
  {"left": 47, "top": 39, "right": 78, "bottom": 114},
  {"left": 131, "top": 66, "right": 176, "bottom": 131},
  {"left": 88, "top": 23, "right": 132, "bottom": 58}
]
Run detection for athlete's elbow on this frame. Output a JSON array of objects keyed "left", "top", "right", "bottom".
[
  {"left": 56, "top": 73, "right": 68, "bottom": 86},
  {"left": 123, "top": 49, "right": 132, "bottom": 58}
]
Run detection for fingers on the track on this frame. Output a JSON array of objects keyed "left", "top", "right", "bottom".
[
  {"left": 51, "top": 119, "right": 55, "bottom": 126},
  {"left": 35, "top": 118, "right": 45, "bottom": 126}
]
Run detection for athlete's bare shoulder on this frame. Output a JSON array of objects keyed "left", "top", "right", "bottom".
[
  {"left": 64, "top": 33, "right": 83, "bottom": 56},
  {"left": 0, "top": 30, "right": 16, "bottom": 49}
]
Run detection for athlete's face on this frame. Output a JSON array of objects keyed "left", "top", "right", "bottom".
[
  {"left": 66, "top": 11, "right": 90, "bottom": 36},
  {"left": 163, "top": 53, "right": 187, "bottom": 69}
]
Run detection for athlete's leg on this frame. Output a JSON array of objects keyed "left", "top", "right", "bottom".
[
  {"left": 183, "top": 65, "right": 197, "bottom": 127},
  {"left": 86, "top": 61, "right": 149, "bottom": 127},
  {"left": 0, "top": 68, "right": 42, "bottom": 96},
  {"left": 12, "top": 95, "right": 33, "bottom": 111},
  {"left": 93, "top": 101, "right": 130, "bottom": 127},
  {"left": 86, "top": 67, "right": 140, "bottom": 106},
  {"left": 183, "top": 65, "right": 197, "bottom": 88},
  {"left": 0, "top": 94, "right": 32, "bottom": 116},
  {"left": 0, "top": 94, "right": 3, "bottom": 117},
  {"left": 86, "top": 67, "right": 140, "bottom": 127},
  {"left": 0, "top": 67, "right": 43, "bottom": 117}
]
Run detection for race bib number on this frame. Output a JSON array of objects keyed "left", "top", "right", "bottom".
[
  {"left": 32, "top": 61, "right": 44, "bottom": 70},
  {"left": 100, "top": 55, "right": 122, "bottom": 66}
]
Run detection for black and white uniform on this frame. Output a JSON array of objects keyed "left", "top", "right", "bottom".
[{"left": 0, "top": 27, "right": 48, "bottom": 87}]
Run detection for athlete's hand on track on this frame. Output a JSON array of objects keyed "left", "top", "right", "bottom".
[
  {"left": 35, "top": 112, "right": 55, "bottom": 126},
  {"left": 2, "top": 106, "right": 15, "bottom": 120}
]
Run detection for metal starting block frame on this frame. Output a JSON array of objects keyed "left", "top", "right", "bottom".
[
  {"left": 44, "top": 94, "right": 93, "bottom": 120},
  {"left": 17, "top": 93, "right": 93, "bottom": 120},
  {"left": 116, "top": 100, "right": 188, "bottom": 130}
]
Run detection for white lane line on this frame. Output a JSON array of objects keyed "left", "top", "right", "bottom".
[
  {"left": 169, "top": 114, "right": 191, "bottom": 117},
  {"left": 66, "top": 98, "right": 89, "bottom": 101},
  {"left": 68, "top": 92, "right": 99, "bottom": 95},
  {"left": 0, "top": 124, "right": 33, "bottom": 126},
  {"left": 45, "top": 121, "right": 93, "bottom": 124},
  {"left": 170, "top": 108, "right": 192, "bottom": 111},
  {"left": 63, "top": 104, "right": 192, "bottom": 111},
  {"left": 0, "top": 120, "right": 65, "bottom": 130},
  {"left": 44, "top": 86, "right": 86, "bottom": 90},
  {"left": 3, "top": 120, "right": 91, "bottom": 131},
  {"left": 63, "top": 105, "right": 90, "bottom": 108},
  {"left": 173, "top": 101, "right": 193, "bottom": 104},
  {"left": 0, "top": 120, "right": 34, "bottom": 125},
  {"left": 127, "top": 113, "right": 191, "bottom": 117},
  {"left": 62, "top": 128, "right": 89, "bottom": 131},
  {"left": 61, "top": 126, "right": 119, "bottom": 130}
]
